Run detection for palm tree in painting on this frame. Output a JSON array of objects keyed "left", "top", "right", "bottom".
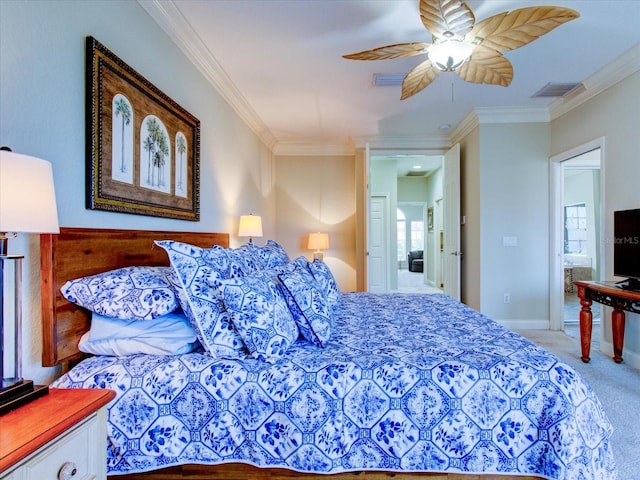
[
  {"left": 156, "top": 133, "right": 169, "bottom": 187},
  {"left": 143, "top": 117, "right": 159, "bottom": 184},
  {"left": 113, "top": 97, "right": 131, "bottom": 173},
  {"left": 176, "top": 134, "right": 186, "bottom": 190},
  {"left": 142, "top": 117, "right": 169, "bottom": 188},
  {"left": 142, "top": 136, "right": 154, "bottom": 185}
]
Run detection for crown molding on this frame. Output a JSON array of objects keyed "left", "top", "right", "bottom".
[
  {"left": 449, "top": 110, "right": 478, "bottom": 145},
  {"left": 137, "top": 0, "right": 277, "bottom": 151},
  {"left": 548, "top": 43, "right": 640, "bottom": 121},
  {"left": 449, "top": 106, "right": 549, "bottom": 144},
  {"left": 275, "top": 135, "right": 452, "bottom": 156},
  {"left": 350, "top": 135, "right": 451, "bottom": 151},
  {"left": 274, "top": 141, "right": 356, "bottom": 156},
  {"left": 474, "top": 106, "right": 550, "bottom": 124}
]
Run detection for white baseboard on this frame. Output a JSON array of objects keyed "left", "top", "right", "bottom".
[
  {"left": 498, "top": 319, "right": 550, "bottom": 330},
  {"left": 600, "top": 339, "right": 640, "bottom": 370}
]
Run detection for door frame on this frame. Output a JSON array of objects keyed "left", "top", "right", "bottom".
[
  {"left": 364, "top": 146, "right": 459, "bottom": 294},
  {"left": 549, "top": 137, "right": 605, "bottom": 331},
  {"left": 434, "top": 197, "right": 444, "bottom": 288}
]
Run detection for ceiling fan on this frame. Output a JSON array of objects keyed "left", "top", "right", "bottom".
[{"left": 343, "top": 0, "right": 579, "bottom": 100}]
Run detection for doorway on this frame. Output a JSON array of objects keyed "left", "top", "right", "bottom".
[
  {"left": 366, "top": 146, "right": 460, "bottom": 296},
  {"left": 550, "top": 140, "right": 604, "bottom": 332}
]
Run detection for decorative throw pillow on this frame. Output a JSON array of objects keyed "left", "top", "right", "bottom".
[
  {"left": 60, "top": 266, "right": 178, "bottom": 321},
  {"left": 221, "top": 269, "right": 298, "bottom": 362},
  {"left": 231, "top": 243, "right": 265, "bottom": 272},
  {"left": 155, "top": 240, "right": 250, "bottom": 359},
  {"left": 278, "top": 257, "right": 332, "bottom": 347},
  {"left": 306, "top": 259, "right": 341, "bottom": 311},
  {"left": 250, "top": 240, "right": 290, "bottom": 269}
]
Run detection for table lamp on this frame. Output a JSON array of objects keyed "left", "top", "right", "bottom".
[
  {"left": 308, "top": 232, "right": 329, "bottom": 261},
  {"left": 238, "top": 214, "right": 263, "bottom": 244},
  {"left": 0, "top": 148, "right": 59, "bottom": 414}
]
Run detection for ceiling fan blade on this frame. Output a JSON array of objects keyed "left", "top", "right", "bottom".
[
  {"left": 401, "top": 59, "right": 441, "bottom": 100},
  {"left": 456, "top": 46, "right": 513, "bottom": 86},
  {"left": 420, "top": 0, "right": 475, "bottom": 39},
  {"left": 465, "top": 6, "right": 579, "bottom": 53},
  {"left": 343, "top": 42, "right": 430, "bottom": 60}
]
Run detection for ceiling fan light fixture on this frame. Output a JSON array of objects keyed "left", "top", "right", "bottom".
[{"left": 429, "top": 40, "right": 472, "bottom": 72}]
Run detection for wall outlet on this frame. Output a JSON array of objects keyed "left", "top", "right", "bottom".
[{"left": 503, "top": 293, "right": 510, "bottom": 304}]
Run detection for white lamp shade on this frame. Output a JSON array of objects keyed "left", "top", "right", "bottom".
[
  {"left": 0, "top": 151, "right": 59, "bottom": 233},
  {"left": 308, "top": 232, "right": 329, "bottom": 251},
  {"left": 238, "top": 215, "right": 263, "bottom": 238}
]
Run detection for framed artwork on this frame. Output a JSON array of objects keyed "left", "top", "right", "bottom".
[
  {"left": 427, "top": 207, "right": 434, "bottom": 231},
  {"left": 85, "top": 36, "right": 200, "bottom": 221}
]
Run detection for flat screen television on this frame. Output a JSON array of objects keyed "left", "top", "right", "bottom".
[{"left": 614, "top": 208, "right": 640, "bottom": 290}]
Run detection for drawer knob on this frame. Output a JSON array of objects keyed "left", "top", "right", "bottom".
[{"left": 58, "top": 461, "right": 78, "bottom": 480}]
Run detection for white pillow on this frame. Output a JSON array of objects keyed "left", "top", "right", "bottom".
[{"left": 79, "top": 310, "right": 199, "bottom": 356}]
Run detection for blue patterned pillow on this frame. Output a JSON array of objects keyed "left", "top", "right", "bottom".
[
  {"left": 60, "top": 266, "right": 178, "bottom": 320},
  {"left": 306, "top": 259, "right": 341, "bottom": 311},
  {"left": 278, "top": 258, "right": 332, "bottom": 347},
  {"left": 252, "top": 240, "right": 290, "bottom": 269},
  {"left": 155, "top": 240, "right": 249, "bottom": 359},
  {"left": 214, "top": 244, "right": 266, "bottom": 272},
  {"left": 221, "top": 270, "right": 298, "bottom": 362}
]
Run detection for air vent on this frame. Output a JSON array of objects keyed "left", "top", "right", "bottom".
[
  {"left": 373, "top": 73, "right": 405, "bottom": 86},
  {"left": 406, "top": 170, "right": 427, "bottom": 176},
  {"left": 532, "top": 82, "right": 583, "bottom": 98}
]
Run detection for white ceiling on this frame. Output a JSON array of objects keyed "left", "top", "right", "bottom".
[{"left": 140, "top": 0, "right": 640, "bottom": 155}]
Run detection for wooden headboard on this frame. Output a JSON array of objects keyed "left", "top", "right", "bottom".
[{"left": 40, "top": 227, "right": 229, "bottom": 369}]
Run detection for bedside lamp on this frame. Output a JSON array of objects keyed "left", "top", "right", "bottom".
[
  {"left": 0, "top": 148, "right": 59, "bottom": 414},
  {"left": 308, "top": 232, "right": 329, "bottom": 261},
  {"left": 238, "top": 214, "right": 263, "bottom": 244}
]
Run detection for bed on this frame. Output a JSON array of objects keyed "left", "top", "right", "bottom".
[{"left": 41, "top": 228, "right": 617, "bottom": 480}]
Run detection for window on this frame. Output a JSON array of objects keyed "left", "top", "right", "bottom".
[
  {"left": 564, "top": 203, "right": 587, "bottom": 254},
  {"left": 410, "top": 221, "right": 424, "bottom": 251},
  {"left": 397, "top": 209, "right": 406, "bottom": 262}
]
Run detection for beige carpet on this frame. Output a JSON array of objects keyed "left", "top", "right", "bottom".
[
  {"left": 516, "top": 328, "right": 640, "bottom": 480},
  {"left": 395, "top": 268, "right": 441, "bottom": 294}
]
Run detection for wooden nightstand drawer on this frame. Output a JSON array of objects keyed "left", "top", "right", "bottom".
[
  {"left": 0, "top": 389, "right": 115, "bottom": 480},
  {"left": 19, "top": 414, "right": 101, "bottom": 480}
]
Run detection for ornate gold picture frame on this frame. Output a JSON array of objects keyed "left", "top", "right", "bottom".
[{"left": 85, "top": 36, "right": 200, "bottom": 221}]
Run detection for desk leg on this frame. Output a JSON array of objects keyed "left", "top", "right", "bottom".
[
  {"left": 579, "top": 296, "right": 593, "bottom": 363},
  {"left": 612, "top": 308, "right": 625, "bottom": 363}
]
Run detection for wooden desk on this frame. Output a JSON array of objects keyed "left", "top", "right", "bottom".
[{"left": 575, "top": 280, "right": 640, "bottom": 363}]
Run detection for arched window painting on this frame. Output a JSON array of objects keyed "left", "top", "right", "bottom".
[
  {"left": 175, "top": 132, "right": 188, "bottom": 198},
  {"left": 140, "top": 115, "right": 171, "bottom": 194},
  {"left": 111, "top": 94, "right": 134, "bottom": 184}
]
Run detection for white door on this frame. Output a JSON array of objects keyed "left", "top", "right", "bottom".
[
  {"left": 443, "top": 144, "right": 461, "bottom": 299},
  {"left": 368, "top": 194, "right": 389, "bottom": 292}
]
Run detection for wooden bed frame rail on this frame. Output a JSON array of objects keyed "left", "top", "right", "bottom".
[{"left": 109, "top": 463, "right": 543, "bottom": 480}]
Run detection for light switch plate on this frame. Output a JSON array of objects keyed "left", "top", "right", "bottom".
[{"left": 503, "top": 236, "right": 518, "bottom": 247}]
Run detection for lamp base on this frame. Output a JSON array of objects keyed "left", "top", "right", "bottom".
[{"left": 0, "top": 380, "right": 49, "bottom": 415}]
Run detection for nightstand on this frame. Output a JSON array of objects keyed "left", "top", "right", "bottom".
[{"left": 0, "top": 388, "right": 115, "bottom": 480}]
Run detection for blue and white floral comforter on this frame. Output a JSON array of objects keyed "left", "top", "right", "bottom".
[{"left": 52, "top": 293, "right": 617, "bottom": 479}]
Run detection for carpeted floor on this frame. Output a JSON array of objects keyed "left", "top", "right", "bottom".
[
  {"left": 395, "top": 268, "right": 441, "bottom": 293},
  {"left": 516, "top": 328, "right": 640, "bottom": 480}
]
